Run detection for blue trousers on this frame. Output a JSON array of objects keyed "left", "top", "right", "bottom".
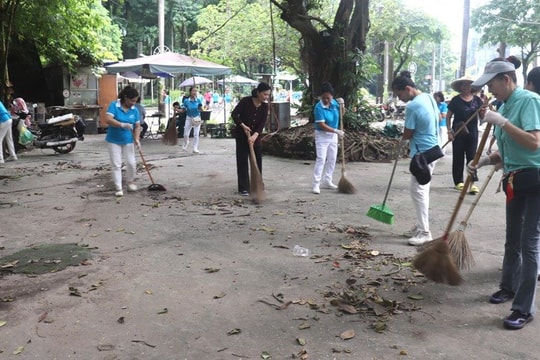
[{"left": 500, "top": 189, "right": 540, "bottom": 315}]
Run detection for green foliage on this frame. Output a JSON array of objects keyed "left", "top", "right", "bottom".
[
  {"left": 190, "top": 0, "right": 301, "bottom": 76},
  {"left": 471, "top": 0, "right": 540, "bottom": 77},
  {"left": 345, "top": 97, "right": 382, "bottom": 133}
]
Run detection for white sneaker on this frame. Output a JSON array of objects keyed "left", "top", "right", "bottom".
[
  {"left": 321, "top": 181, "right": 338, "bottom": 190},
  {"left": 403, "top": 225, "right": 419, "bottom": 238},
  {"left": 127, "top": 183, "right": 138, "bottom": 192},
  {"left": 115, "top": 190, "right": 124, "bottom": 197},
  {"left": 182, "top": 141, "right": 189, "bottom": 150},
  {"left": 312, "top": 185, "right": 320, "bottom": 194},
  {"left": 408, "top": 231, "right": 432, "bottom": 246},
  {"left": 5, "top": 156, "right": 17, "bottom": 162},
  {"left": 193, "top": 149, "right": 200, "bottom": 154}
]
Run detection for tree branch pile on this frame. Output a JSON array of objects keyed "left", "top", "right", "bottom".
[{"left": 262, "top": 123, "right": 405, "bottom": 163}]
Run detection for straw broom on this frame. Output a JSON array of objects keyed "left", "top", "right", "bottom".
[
  {"left": 249, "top": 142, "right": 266, "bottom": 204},
  {"left": 448, "top": 166, "right": 497, "bottom": 270},
  {"left": 337, "top": 103, "right": 356, "bottom": 194},
  {"left": 413, "top": 122, "right": 493, "bottom": 285},
  {"left": 162, "top": 117, "right": 178, "bottom": 145}
]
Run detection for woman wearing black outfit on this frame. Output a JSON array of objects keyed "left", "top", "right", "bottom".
[
  {"left": 447, "top": 76, "right": 483, "bottom": 194},
  {"left": 231, "top": 82, "right": 271, "bottom": 196}
]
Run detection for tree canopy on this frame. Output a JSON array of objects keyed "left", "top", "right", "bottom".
[{"left": 472, "top": 0, "right": 540, "bottom": 79}]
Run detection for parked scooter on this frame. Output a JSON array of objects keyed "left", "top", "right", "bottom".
[{"left": 11, "top": 112, "right": 79, "bottom": 154}]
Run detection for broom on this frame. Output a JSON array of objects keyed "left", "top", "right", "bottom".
[
  {"left": 366, "top": 140, "right": 404, "bottom": 225},
  {"left": 448, "top": 166, "right": 497, "bottom": 270},
  {"left": 248, "top": 142, "right": 266, "bottom": 204},
  {"left": 337, "top": 103, "right": 356, "bottom": 194},
  {"left": 162, "top": 117, "right": 178, "bottom": 146},
  {"left": 413, "top": 123, "right": 493, "bottom": 285}
]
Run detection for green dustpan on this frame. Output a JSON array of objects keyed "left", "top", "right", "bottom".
[{"left": 366, "top": 141, "right": 402, "bottom": 225}]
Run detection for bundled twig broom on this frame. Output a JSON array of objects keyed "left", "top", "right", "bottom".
[
  {"left": 337, "top": 103, "right": 356, "bottom": 194},
  {"left": 413, "top": 123, "right": 493, "bottom": 285},
  {"left": 448, "top": 166, "right": 497, "bottom": 270},
  {"left": 249, "top": 142, "right": 266, "bottom": 204},
  {"left": 162, "top": 117, "right": 178, "bottom": 146}
]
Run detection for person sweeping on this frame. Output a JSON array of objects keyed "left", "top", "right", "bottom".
[
  {"left": 311, "top": 82, "right": 345, "bottom": 194},
  {"left": 391, "top": 71, "right": 440, "bottom": 246},
  {"left": 468, "top": 57, "right": 540, "bottom": 330}
]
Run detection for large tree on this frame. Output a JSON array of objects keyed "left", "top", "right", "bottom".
[
  {"left": 269, "top": 0, "right": 370, "bottom": 106},
  {"left": 1, "top": 0, "right": 122, "bottom": 101},
  {"left": 471, "top": 0, "right": 540, "bottom": 80}
]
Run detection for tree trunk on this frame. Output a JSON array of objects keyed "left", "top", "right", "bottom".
[
  {"left": 459, "top": 0, "right": 470, "bottom": 77},
  {"left": 271, "top": 0, "right": 370, "bottom": 113}
]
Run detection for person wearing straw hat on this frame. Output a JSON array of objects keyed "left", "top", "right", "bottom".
[
  {"left": 391, "top": 71, "right": 440, "bottom": 246},
  {"left": 446, "top": 75, "right": 483, "bottom": 195},
  {"left": 468, "top": 56, "right": 540, "bottom": 330}
]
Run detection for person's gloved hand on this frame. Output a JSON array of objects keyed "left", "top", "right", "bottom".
[
  {"left": 334, "top": 129, "right": 345, "bottom": 138},
  {"left": 482, "top": 110, "right": 508, "bottom": 127},
  {"left": 120, "top": 122, "right": 133, "bottom": 130},
  {"left": 466, "top": 156, "right": 491, "bottom": 177},
  {"left": 336, "top": 97, "right": 345, "bottom": 105}
]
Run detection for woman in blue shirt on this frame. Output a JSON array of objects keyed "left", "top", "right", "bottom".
[
  {"left": 311, "top": 82, "right": 344, "bottom": 194},
  {"left": 182, "top": 87, "right": 203, "bottom": 153},
  {"left": 0, "top": 99, "right": 17, "bottom": 164},
  {"left": 434, "top": 91, "right": 448, "bottom": 154},
  {"left": 470, "top": 58, "right": 540, "bottom": 330},
  {"left": 392, "top": 71, "right": 440, "bottom": 246},
  {"left": 105, "top": 86, "right": 141, "bottom": 197}
]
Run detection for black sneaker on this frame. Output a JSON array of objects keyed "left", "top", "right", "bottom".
[
  {"left": 239, "top": 190, "right": 249, "bottom": 196},
  {"left": 489, "top": 289, "right": 515, "bottom": 304},
  {"left": 503, "top": 310, "right": 533, "bottom": 330}
]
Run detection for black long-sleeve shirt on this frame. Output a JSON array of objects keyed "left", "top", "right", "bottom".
[{"left": 231, "top": 96, "right": 268, "bottom": 142}]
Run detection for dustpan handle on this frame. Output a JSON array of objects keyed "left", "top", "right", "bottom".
[{"left": 381, "top": 140, "right": 403, "bottom": 206}]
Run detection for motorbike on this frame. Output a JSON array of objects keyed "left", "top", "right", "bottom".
[{"left": 11, "top": 112, "right": 79, "bottom": 154}]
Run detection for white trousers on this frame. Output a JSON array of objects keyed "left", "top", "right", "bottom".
[
  {"left": 438, "top": 126, "right": 448, "bottom": 154},
  {"left": 312, "top": 130, "right": 338, "bottom": 186},
  {"left": 184, "top": 116, "right": 201, "bottom": 151},
  {"left": 410, "top": 161, "right": 436, "bottom": 232},
  {"left": 108, "top": 142, "right": 136, "bottom": 191},
  {"left": 0, "top": 119, "right": 16, "bottom": 162}
]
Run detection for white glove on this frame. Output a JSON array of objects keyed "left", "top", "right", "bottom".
[
  {"left": 120, "top": 122, "right": 133, "bottom": 130},
  {"left": 336, "top": 97, "right": 345, "bottom": 105},
  {"left": 466, "top": 156, "right": 491, "bottom": 177},
  {"left": 482, "top": 110, "right": 508, "bottom": 127},
  {"left": 334, "top": 129, "right": 345, "bottom": 137}
]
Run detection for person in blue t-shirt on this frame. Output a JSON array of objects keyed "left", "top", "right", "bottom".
[
  {"left": 311, "top": 82, "right": 344, "bottom": 194},
  {"left": 433, "top": 91, "right": 448, "bottom": 154},
  {"left": 392, "top": 71, "right": 440, "bottom": 246},
  {"left": 104, "top": 86, "right": 141, "bottom": 197},
  {"left": 0, "top": 99, "right": 17, "bottom": 164},
  {"left": 182, "top": 87, "right": 203, "bottom": 153}
]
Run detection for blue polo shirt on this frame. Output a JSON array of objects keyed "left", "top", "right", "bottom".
[
  {"left": 404, "top": 93, "right": 439, "bottom": 158},
  {"left": 105, "top": 100, "right": 140, "bottom": 145},
  {"left": 0, "top": 101, "right": 11, "bottom": 123},
  {"left": 495, "top": 87, "right": 540, "bottom": 172},
  {"left": 183, "top": 97, "right": 202, "bottom": 118},
  {"left": 314, "top": 99, "right": 340, "bottom": 131}
]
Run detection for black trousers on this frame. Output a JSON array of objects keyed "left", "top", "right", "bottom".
[
  {"left": 235, "top": 134, "right": 262, "bottom": 193},
  {"left": 452, "top": 132, "right": 478, "bottom": 184}
]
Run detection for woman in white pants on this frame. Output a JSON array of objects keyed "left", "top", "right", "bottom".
[
  {"left": 104, "top": 86, "right": 141, "bottom": 197},
  {"left": 311, "top": 82, "right": 344, "bottom": 194},
  {"left": 0, "top": 100, "right": 17, "bottom": 164},
  {"left": 182, "top": 87, "right": 203, "bottom": 153}
]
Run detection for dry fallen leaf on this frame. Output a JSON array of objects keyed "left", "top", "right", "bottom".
[
  {"left": 13, "top": 346, "right": 24, "bottom": 355},
  {"left": 213, "top": 292, "right": 226, "bottom": 299},
  {"left": 157, "top": 308, "right": 168, "bottom": 314},
  {"left": 204, "top": 267, "right": 220, "bottom": 273},
  {"left": 227, "top": 328, "right": 241, "bottom": 335},
  {"left": 145, "top": 290, "right": 153, "bottom": 295},
  {"left": 296, "top": 338, "right": 307, "bottom": 346},
  {"left": 0, "top": 320, "right": 6, "bottom": 327},
  {"left": 340, "top": 329, "right": 355, "bottom": 340},
  {"left": 298, "top": 322, "right": 310, "bottom": 330},
  {"left": 261, "top": 351, "right": 272, "bottom": 359}
]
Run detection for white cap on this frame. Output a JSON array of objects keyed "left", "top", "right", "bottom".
[{"left": 472, "top": 61, "right": 516, "bottom": 87}]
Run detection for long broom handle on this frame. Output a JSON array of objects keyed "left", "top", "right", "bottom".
[
  {"left": 460, "top": 166, "right": 497, "bottom": 225},
  {"left": 340, "top": 103, "right": 346, "bottom": 174},
  {"left": 441, "top": 107, "right": 482, "bottom": 149},
  {"left": 381, "top": 140, "right": 403, "bottom": 207},
  {"left": 137, "top": 145, "right": 156, "bottom": 185},
  {"left": 443, "top": 122, "right": 493, "bottom": 238}
]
